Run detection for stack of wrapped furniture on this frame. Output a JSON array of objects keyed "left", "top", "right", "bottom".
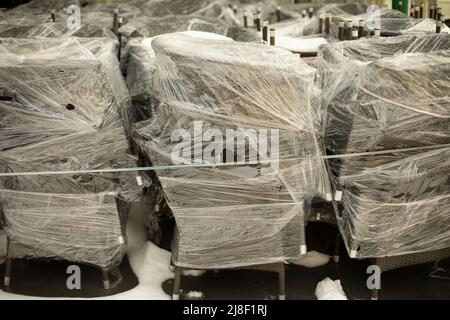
[
  {"left": 0, "top": 37, "right": 139, "bottom": 288},
  {"left": 0, "top": 22, "right": 116, "bottom": 38},
  {"left": 1, "top": 0, "right": 80, "bottom": 26},
  {"left": 126, "top": 32, "right": 235, "bottom": 244},
  {"left": 317, "top": 3, "right": 448, "bottom": 39},
  {"left": 318, "top": 33, "right": 450, "bottom": 298},
  {"left": 133, "top": 33, "right": 331, "bottom": 298}
]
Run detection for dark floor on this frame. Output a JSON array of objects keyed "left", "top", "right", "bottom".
[{"left": 1, "top": 222, "right": 449, "bottom": 300}]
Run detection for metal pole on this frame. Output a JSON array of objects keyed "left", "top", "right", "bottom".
[
  {"left": 262, "top": 21, "right": 269, "bottom": 44},
  {"left": 276, "top": 6, "right": 281, "bottom": 22},
  {"left": 112, "top": 8, "right": 119, "bottom": 36},
  {"left": 324, "top": 12, "right": 331, "bottom": 34},
  {"left": 319, "top": 13, "right": 324, "bottom": 34},
  {"left": 346, "top": 21, "right": 353, "bottom": 40},
  {"left": 358, "top": 20, "right": 365, "bottom": 38},
  {"left": 255, "top": 13, "right": 261, "bottom": 32},
  {"left": 436, "top": 19, "right": 442, "bottom": 33},
  {"left": 269, "top": 28, "right": 275, "bottom": 46},
  {"left": 338, "top": 21, "right": 344, "bottom": 41}
]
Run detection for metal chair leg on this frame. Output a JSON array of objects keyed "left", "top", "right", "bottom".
[
  {"left": 333, "top": 230, "right": 341, "bottom": 263},
  {"left": 4, "top": 257, "right": 12, "bottom": 287},
  {"left": 4, "top": 236, "right": 12, "bottom": 287},
  {"left": 371, "top": 288, "right": 379, "bottom": 300},
  {"left": 278, "top": 263, "right": 286, "bottom": 300},
  {"left": 101, "top": 268, "right": 110, "bottom": 290},
  {"left": 172, "top": 267, "right": 182, "bottom": 300}
]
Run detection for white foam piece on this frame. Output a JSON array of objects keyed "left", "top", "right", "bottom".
[
  {"left": 275, "top": 36, "right": 327, "bottom": 53},
  {"left": 179, "top": 31, "right": 233, "bottom": 41},
  {"left": 186, "top": 291, "right": 204, "bottom": 299},
  {"left": 291, "top": 251, "right": 331, "bottom": 268},
  {"left": 315, "top": 278, "right": 348, "bottom": 300}
]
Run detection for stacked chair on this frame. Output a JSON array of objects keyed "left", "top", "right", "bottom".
[
  {"left": 315, "top": 2, "right": 448, "bottom": 39},
  {"left": 132, "top": 33, "right": 331, "bottom": 299},
  {"left": 0, "top": 37, "right": 139, "bottom": 289},
  {"left": 318, "top": 33, "right": 450, "bottom": 299}
]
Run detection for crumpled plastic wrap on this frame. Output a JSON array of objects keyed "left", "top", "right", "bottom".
[
  {"left": 125, "top": 31, "right": 233, "bottom": 120},
  {"left": 318, "top": 33, "right": 450, "bottom": 258},
  {"left": 119, "top": 15, "right": 225, "bottom": 39},
  {"left": 7, "top": 0, "right": 80, "bottom": 14},
  {"left": 0, "top": 37, "right": 139, "bottom": 269},
  {"left": 316, "top": 3, "right": 449, "bottom": 39},
  {"left": 1, "top": 0, "right": 80, "bottom": 26},
  {"left": 137, "top": 0, "right": 238, "bottom": 24},
  {"left": 133, "top": 33, "right": 331, "bottom": 268},
  {"left": 0, "top": 22, "right": 116, "bottom": 38}
]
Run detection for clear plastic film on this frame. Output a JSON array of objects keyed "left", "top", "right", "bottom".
[
  {"left": 317, "top": 33, "right": 450, "bottom": 258},
  {"left": 7, "top": 0, "right": 80, "bottom": 15},
  {"left": 0, "top": 22, "right": 116, "bottom": 39},
  {"left": 125, "top": 31, "right": 233, "bottom": 121},
  {"left": 1, "top": 0, "right": 81, "bottom": 26},
  {"left": 132, "top": 33, "right": 331, "bottom": 268},
  {"left": 0, "top": 37, "right": 140, "bottom": 269},
  {"left": 316, "top": 3, "right": 449, "bottom": 39}
]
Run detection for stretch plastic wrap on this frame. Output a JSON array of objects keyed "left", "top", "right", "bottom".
[
  {"left": 133, "top": 33, "right": 331, "bottom": 268},
  {"left": 137, "top": 0, "right": 238, "bottom": 24},
  {"left": 7, "top": 0, "right": 80, "bottom": 14},
  {"left": 317, "top": 3, "right": 449, "bottom": 39},
  {"left": 0, "top": 37, "right": 138, "bottom": 269},
  {"left": 1, "top": 0, "right": 80, "bottom": 26},
  {"left": 318, "top": 33, "right": 450, "bottom": 258},
  {"left": 126, "top": 32, "right": 232, "bottom": 119},
  {"left": 0, "top": 22, "right": 115, "bottom": 39}
]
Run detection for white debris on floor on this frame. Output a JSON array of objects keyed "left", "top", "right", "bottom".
[
  {"left": 291, "top": 251, "right": 331, "bottom": 268},
  {"left": 183, "top": 269, "right": 207, "bottom": 277},
  {"left": 185, "top": 290, "right": 204, "bottom": 299},
  {"left": 0, "top": 208, "right": 174, "bottom": 300},
  {"left": 315, "top": 278, "right": 348, "bottom": 300}
]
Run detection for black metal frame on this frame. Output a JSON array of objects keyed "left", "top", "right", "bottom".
[
  {"left": 2, "top": 234, "right": 122, "bottom": 290},
  {"left": 171, "top": 262, "right": 286, "bottom": 300}
]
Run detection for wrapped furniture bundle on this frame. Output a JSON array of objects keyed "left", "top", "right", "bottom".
[
  {"left": 133, "top": 33, "right": 331, "bottom": 269},
  {"left": 0, "top": 22, "right": 116, "bottom": 39},
  {"left": 126, "top": 32, "right": 234, "bottom": 243},
  {"left": 0, "top": 37, "right": 138, "bottom": 270},
  {"left": 317, "top": 3, "right": 449, "bottom": 39},
  {"left": 126, "top": 31, "right": 232, "bottom": 121},
  {"left": 318, "top": 33, "right": 450, "bottom": 258},
  {"left": 1, "top": 0, "right": 80, "bottom": 26}
]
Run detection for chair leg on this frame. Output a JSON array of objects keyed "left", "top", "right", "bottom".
[
  {"left": 101, "top": 268, "right": 110, "bottom": 290},
  {"left": 278, "top": 263, "right": 286, "bottom": 300},
  {"left": 371, "top": 288, "right": 379, "bottom": 300},
  {"left": 333, "top": 231, "right": 341, "bottom": 263},
  {"left": 172, "top": 267, "right": 182, "bottom": 300},
  {"left": 4, "top": 237, "right": 12, "bottom": 287}
]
